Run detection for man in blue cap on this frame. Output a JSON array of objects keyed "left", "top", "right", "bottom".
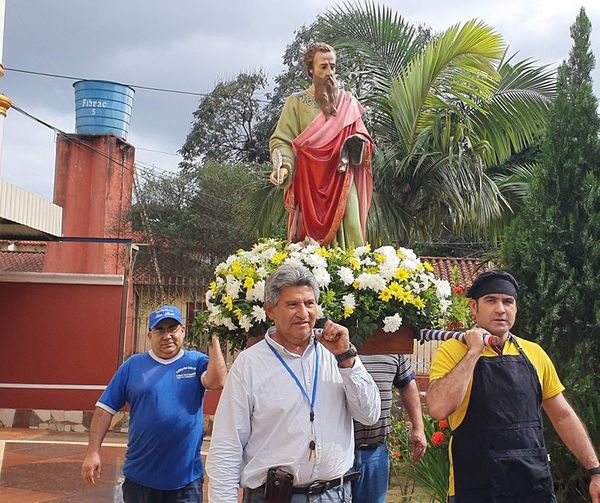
[
  {"left": 82, "top": 305, "right": 227, "bottom": 502},
  {"left": 427, "top": 270, "right": 600, "bottom": 502}
]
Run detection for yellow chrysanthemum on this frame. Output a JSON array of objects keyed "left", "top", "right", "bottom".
[
  {"left": 388, "top": 282, "right": 404, "bottom": 297},
  {"left": 396, "top": 289, "right": 414, "bottom": 304},
  {"left": 379, "top": 289, "right": 392, "bottom": 302},
  {"left": 209, "top": 281, "right": 218, "bottom": 294},
  {"left": 234, "top": 308, "right": 244, "bottom": 319},
  {"left": 343, "top": 307, "right": 355, "bottom": 318},
  {"left": 230, "top": 260, "right": 243, "bottom": 276},
  {"left": 224, "top": 295, "right": 234, "bottom": 310},
  {"left": 394, "top": 268, "right": 411, "bottom": 282},
  {"left": 412, "top": 296, "right": 426, "bottom": 309},
  {"left": 352, "top": 281, "right": 360, "bottom": 289},
  {"left": 374, "top": 253, "right": 386, "bottom": 264},
  {"left": 244, "top": 277, "right": 254, "bottom": 290},
  {"left": 271, "top": 252, "right": 287, "bottom": 265},
  {"left": 349, "top": 257, "right": 361, "bottom": 271},
  {"left": 316, "top": 248, "right": 331, "bottom": 258},
  {"left": 423, "top": 261, "right": 434, "bottom": 272}
]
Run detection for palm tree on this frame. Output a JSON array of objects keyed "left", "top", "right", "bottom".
[{"left": 246, "top": 2, "right": 555, "bottom": 245}]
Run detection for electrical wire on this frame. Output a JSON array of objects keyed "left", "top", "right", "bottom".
[{"left": 4, "top": 66, "right": 272, "bottom": 103}]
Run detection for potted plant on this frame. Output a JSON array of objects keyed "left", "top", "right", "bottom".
[{"left": 193, "top": 239, "right": 454, "bottom": 353}]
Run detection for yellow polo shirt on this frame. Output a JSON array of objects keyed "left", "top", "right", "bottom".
[{"left": 428, "top": 336, "right": 565, "bottom": 496}]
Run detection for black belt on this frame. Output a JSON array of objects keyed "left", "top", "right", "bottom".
[
  {"left": 248, "top": 471, "right": 361, "bottom": 496},
  {"left": 293, "top": 471, "right": 360, "bottom": 494},
  {"left": 357, "top": 443, "right": 383, "bottom": 450}
]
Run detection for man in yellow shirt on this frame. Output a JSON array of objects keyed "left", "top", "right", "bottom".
[{"left": 427, "top": 270, "right": 600, "bottom": 503}]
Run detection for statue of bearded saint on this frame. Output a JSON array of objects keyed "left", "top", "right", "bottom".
[{"left": 269, "top": 42, "right": 374, "bottom": 248}]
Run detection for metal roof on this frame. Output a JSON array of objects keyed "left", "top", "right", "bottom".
[{"left": 0, "top": 179, "right": 63, "bottom": 240}]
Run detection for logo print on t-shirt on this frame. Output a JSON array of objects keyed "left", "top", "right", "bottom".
[{"left": 176, "top": 366, "right": 196, "bottom": 379}]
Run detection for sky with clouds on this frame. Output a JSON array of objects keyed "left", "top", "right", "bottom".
[{"left": 1, "top": 0, "right": 599, "bottom": 200}]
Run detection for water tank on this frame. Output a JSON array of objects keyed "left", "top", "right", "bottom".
[{"left": 73, "top": 80, "right": 135, "bottom": 140}]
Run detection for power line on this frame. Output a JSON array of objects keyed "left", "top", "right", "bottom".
[
  {"left": 4, "top": 66, "right": 272, "bottom": 102},
  {"left": 10, "top": 101, "right": 245, "bottom": 207}
]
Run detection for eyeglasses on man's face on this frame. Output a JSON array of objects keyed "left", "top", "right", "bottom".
[{"left": 151, "top": 324, "right": 183, "bottom": 336}]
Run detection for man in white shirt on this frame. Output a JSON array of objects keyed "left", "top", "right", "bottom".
[{"left": 206, "top": 264, "right": 381, "bottom": 502}]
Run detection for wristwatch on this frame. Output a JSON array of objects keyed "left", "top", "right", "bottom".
[
  {"left": 335, "top": 343, "right": 358, "bottom": 365},
  {"left": 588, "top": 466, "right": 600, "bottom": 476}
]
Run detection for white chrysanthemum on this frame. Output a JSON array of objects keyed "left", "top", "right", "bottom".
[
  {"left": 378, "top": 263, "right": 397, "bottom": 280},
  {"left": 284, "top": 256, "right": 304, "bottom": 268},
  {"left": 342, "top": 293, "right": 356, "bottom": 309},
  {"left": 301, "top": 243, "right": 320, "bottom": 255},
  {"left": 313, "top": 267, "right": 331, "bottom": 288},
  {"left": 401, "top": 258, "right": 421, "bottom": 271},
  {"left": 287, "top": 242, "right": 303, "bottom": 253},
  {"left": 399, "top": 247, "right": 417, "bottom": 261},
  {"left": 205, "top": 289, "right": 214, "bottom": 306},
  {"left": 440, "top": 299, "right": 451, "bottom": 313},
  {"left": 208, "top": 311, "right": 224, "bottom": 326},
  {"left": 225, "top": 276, "right": 242, "bottom": 299},
  {"left": 246, "top": 280, "right": 265, "bottom": 302},
  {"left": 239, "top": 315, "right": 253, "bottom": 332},
  {"left": 303, "top": 253, "right": 327, "bottom": 269},
  {"left": 419, "top": 272, "right": 432, "bottom": 291},
  {"left": 383, "top": 313, "right": 403, "bottom": 332},
  {"left": 222, "top": 317, "right": 237, "bottom": 331},
  {"left": 374, "top": 245, "right": 396, "bottom": 258},
  {"left": 244, "top": 250, "right": 262, "bottom": 264},
  {"left": 215, "top": 261, "right": 228, "bottom": 274},
  {"left": 354, "top": 245, "right": 370, "bottom": 257},
  {"left": 434, "top": 278, "right": 451, "bottom": 300},
  {"left": 356, "top": 273, "right": 387, "bottom": 292},
  {"left": 338, "top": 266, "right": 355, "bottom": 285},
  {"left": 256, "top": 267, "right": 270, "bottom": 279},
  {"left": 208, "top": 303, "right": 221, "bottom": 315},
  {"left": 260, "top": 247, "right": 278, "bottom": 260},
  {"left": 252, "top": 305, "right": 267, "bottom": 322},
  {"left": 410, "top": 280, "right": 423, "bottom": 294}
]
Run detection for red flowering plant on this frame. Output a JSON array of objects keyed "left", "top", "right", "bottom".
[
  {"left": 389, "top": 414, "right": 451, "bottom": 502},
  {"left": 435, "top": 267, "right": 473, "bottom": 332}
]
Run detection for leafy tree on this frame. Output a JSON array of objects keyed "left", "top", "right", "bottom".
[
  {"left": 132, "top": 161, "right": 262, "bottom": 280},
  {"left": 179, "top": 71, "right": 270, "bottom": 167},
  {"left": 502, "top": 8, "right": 600, "bottom": 500}
]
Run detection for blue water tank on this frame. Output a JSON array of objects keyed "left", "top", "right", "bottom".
[{"left": 73, "top": 80, "right": 135, "bottom": 140}]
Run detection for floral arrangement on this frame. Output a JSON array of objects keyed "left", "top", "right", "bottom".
[
  {"left": 194, "top": 238, "right": 455, "bottom": 350},
  {"left": 389, "top": 414, "right": 451, "bottom": 502}
]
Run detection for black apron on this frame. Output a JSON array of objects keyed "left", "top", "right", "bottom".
[{"left": 451, "top": 335, "right": 557, "bottom": 503}]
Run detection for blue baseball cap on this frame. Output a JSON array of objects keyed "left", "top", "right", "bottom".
[{"left": 148, "top": 305, "right": 184, "bottom": 330}]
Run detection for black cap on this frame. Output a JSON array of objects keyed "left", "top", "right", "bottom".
[{"left": 467, "top": 270, "right": 518, "bottom": 300}]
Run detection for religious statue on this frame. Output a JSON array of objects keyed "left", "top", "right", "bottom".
[{"left": 269, "top": 42, "right": 373, "bottom": 247}]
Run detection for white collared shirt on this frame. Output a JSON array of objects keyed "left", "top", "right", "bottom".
[{"left": 206, "top": 329, "right": 381, "bottom": 502}]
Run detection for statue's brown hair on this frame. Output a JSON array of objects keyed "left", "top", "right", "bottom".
[{"left": 303, "top": 43, "right": 336, "bottom": 77}]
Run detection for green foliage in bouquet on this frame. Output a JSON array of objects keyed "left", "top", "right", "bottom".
[{"left": 192, "top": 239, "right": 455, "bottom": 351}]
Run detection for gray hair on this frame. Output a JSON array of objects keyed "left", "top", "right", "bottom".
[{"left": 264, "top": 264, "right": 320, "bottom": 306}]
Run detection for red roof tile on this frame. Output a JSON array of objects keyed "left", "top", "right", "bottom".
[
  {"left": 0, "top": 251, "right": 45, "bottom": 272},
  {"left": 422, "top": 256, "right": 494, "bottom": 287}
]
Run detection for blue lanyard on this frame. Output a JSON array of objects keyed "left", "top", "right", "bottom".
[{"left": 265, "top": 336, "right": 319, "bottom": 422}]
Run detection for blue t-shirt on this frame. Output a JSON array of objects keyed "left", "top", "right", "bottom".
[{"left": 97, "top": 350, "right": 209, "bottom": 490}]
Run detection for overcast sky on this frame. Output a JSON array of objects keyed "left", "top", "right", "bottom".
[{"left": 1, "top": 0, "right": 599, "bottom": 200}]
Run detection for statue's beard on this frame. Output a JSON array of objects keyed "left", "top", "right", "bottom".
[{"left": 313, "top": 75, "right": 339, "bottom": 118}]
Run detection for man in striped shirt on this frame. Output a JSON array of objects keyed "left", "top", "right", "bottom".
[{"left": 352, "top": 355, "right": 426, "bottom": 503}]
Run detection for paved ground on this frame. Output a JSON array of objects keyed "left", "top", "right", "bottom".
[
  {"left": 0, "top": 428, "right": 211, "bottom": 502},
  {"left": 0, "top": 428, "right": 413, "bottom": 502}
]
